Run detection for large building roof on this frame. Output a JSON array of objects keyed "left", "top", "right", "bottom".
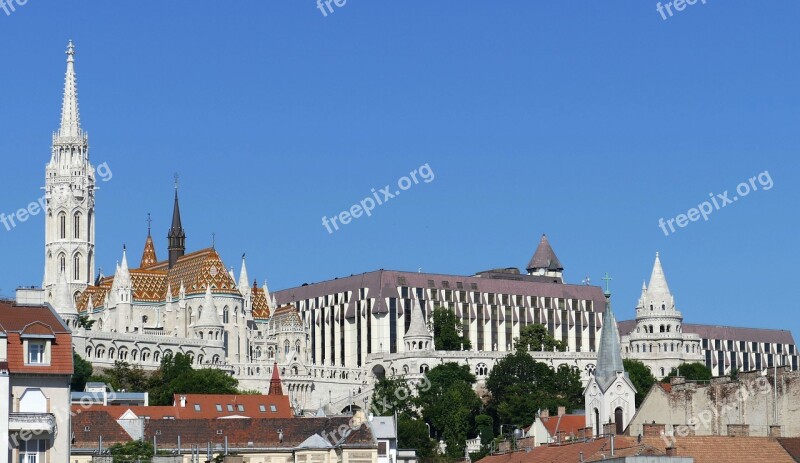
[
  {"left": 618, "top": 320, "right": 795, "bottom": 345},
  {"left": 0, "top": 300, "right": 73, "bottom": 375},
  {"left": 275, "top": 269, "right": 607, "bottom": 318},
  {"left": 77, "top": 247, "right": 242, "bottom": 311}
]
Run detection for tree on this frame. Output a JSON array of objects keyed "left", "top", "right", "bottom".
[
  {"left": 486, "top": 350, "right": 581, "bottom": 428},
  {"left": 77, "top": 314, "right": 95, "bottom": 331},
  {"left": 432, "top": 306, "right": 471, "bottom": 351},
  {"left": 370, "top": 376, "right": 416, "bottom": 417},
  {"left": 148, "top": 353, "right": 240, "bottom": 405},
  {"left": 416, "top": 363, "right": 481, "bottom": 459},
  {"left": 513, "top": 323, "right": 566, "bottom": 352},
  {"left": 71, "top": 352, "right": 94, "bottom": 391},
  {"left": 108, "top": 440, "right": 155, "bottom": 463},
  {"left": 623, "top": 359, "right": 656, "bottom": 406},
  {"left": 89, "top": 361, "right": 149, "bottom": 392},
  {"left": 663, "top": 362, "right": 712, "bottom": 383},
  {"left": 397, "top": 415, "right": 434, "bottom": 457}
]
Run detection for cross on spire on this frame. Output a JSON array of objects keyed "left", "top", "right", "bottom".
[
  {"left": 174, "top": 173, "right": 179, "bottom": 190},
  {"left": 146, "top": 213, "right": 152, "bottom": 236},
  {"left": 602, "top": 272, "right": 612, "bottom": 296}
]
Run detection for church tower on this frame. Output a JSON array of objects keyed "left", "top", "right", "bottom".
[
  {"left": 585, "top": 288, "right": 636, "bottom": 436},
  {"left": 167, "top": 183, "right": 186, "bottom": 269},
  {"left": 44, "top": 41, "right": 96, "bottom": 303},
  {"left": 526, "top": 234, "right": 564, "bottom": 282}
]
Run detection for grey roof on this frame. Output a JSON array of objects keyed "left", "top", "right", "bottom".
[
  {"left": 405, "top": 298, "right": 431, "bottom": 338},
  {"left": 526, "top": 234, "right": 563, "bottom": 273},
  {"left": 275, "top": 270, "right": 606, "bottom": 317},
  {"left": 298, "top": 433, "right": 333, "bottom": 449},
  {"left": 370, "top": 416, "right": 397, "bottom": 440},
  {"left": 595, "top": 298, "right": 624, "bottom": 391},
  {"left": 619, "top": 320, "right": 796, "bottom": 345}
]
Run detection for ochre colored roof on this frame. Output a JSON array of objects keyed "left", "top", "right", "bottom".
[
  {"left": 251, "top": 285, "right": 271, "bottom": 320},
  {"left": 0, "top": 301, "right": 73, "bottom": 375},
  {"left": 540, "top": 414, "right": 588, "bottom": 439},
  {"left": 77, "top": 247, "right": 240, "bottom": 311}
]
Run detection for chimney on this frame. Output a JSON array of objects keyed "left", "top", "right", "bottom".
[
  {"left": 643, "top": 423, "right": 666, "bottom": 437},
  {"left": 666, "top": 447, "right": 677, "bottom": 457},
  {"left": 540, "top": 409, "right": 549, "bottom": 419},
  {"left": 558, "top": 406, "right": 566, "bottom": 417}
]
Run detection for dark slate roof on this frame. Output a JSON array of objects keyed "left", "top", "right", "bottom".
[
  {"left": 618, "top": 320, "right": 795, "bottom": 345},
  {"left": 526, "top": 234, "right": 563, "bottom": 273},
  {"left": 274, "top": 270, "right": 606, "bottom": 316},
  {"left": 143, "top": 417, "right": 376, "bottom": 449}
]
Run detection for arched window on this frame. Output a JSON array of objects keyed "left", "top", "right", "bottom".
[
  {"left": 73, "top": 254, "right": 82, "bottom": 281},
  {"left": 59, "top": 253, "right": 66, "bottom": 273},
  {"left": 660, "top": 325, "right": 665, "bottom": 333},
  {"left": 74, "top": 212, "right": 81, "bottom": 239},
  {"left": 660, "top": 367, "right": 665, "bottom": 376},
  {"left": 284, "top": 341, "right": 290, "bottom": 355},
  {"left": 667, "top": 325, "right": 671, "bottom": 332},
  {"left": 223, "top": 307, "right": 229, "bottom": 324},
  {"left": 662, "top": 304, "right": 666, "bottom": 310},
  {"left": 59, "top": 212, "right": 66, "bottom": 239}
]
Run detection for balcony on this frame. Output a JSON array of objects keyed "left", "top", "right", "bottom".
[{"left": 9, "top": 413, "right": 57, "bottom": 434}]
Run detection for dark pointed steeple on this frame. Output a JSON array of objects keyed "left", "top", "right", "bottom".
[{"left": 167, "top": 177, "right": 186, "bottom": 269}]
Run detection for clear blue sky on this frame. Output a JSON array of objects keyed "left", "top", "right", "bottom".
[{"left": 1, "top": 2, "right": 798, "bottom": 338}]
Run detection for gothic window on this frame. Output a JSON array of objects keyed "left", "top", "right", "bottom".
[
  {"left": 650, "top": 304, "right": 653, "bottom": 310},
  {"left": 295, "top": 341, "right": 301, "bottom": 353},
  {"left": 662, "top": 304, "right": 666, "bottom": 310},
  {"left": 667, "top": 325, "right": 671, "bottom": 332},
  {"left": 284, "top": 341, "right": 290, "bottom": 355},
  {"left": 74, "top": 212, "right": 81, "bottom": 239},
  {"left": 636, "top": 345, "right": 640, "bottom": 353},
  {"left": 73, "top": 254, "right": 81, "bottom": 281},
  {"left": 59, "top": 212, "right": 66, "bottom": 239},
  {"left": 660, "top": 325, "right": 665, "bottom": 333},
  {"left": 223, "top": 307, "right": 229, "bottom": 324},
  {"left": 420, "top": 364, "right": 429, "bottom": 374},
  {"left": 59, "top": 253, "right": 66, "bottom": 273},
  {"left": 649, "top": 325, "right": 653, "bottom": 333}
]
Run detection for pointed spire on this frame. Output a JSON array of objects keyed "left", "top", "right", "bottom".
[
  {"left": 268, "top": 362, "right": 284, "bottom": 396},
  {"left": 141, "top": 217, "right": 158, "bottom": 268},
  {"left": 595, "top": 297, "right": 625, "bottom": 391},
  {"left": 120, "top": 245, "right": 129, "bottom": 274},
  {"left": 196, "top": 284, "right": 222, "bottom": 327},
  {"left": 263, "top": 279, "right": 273, "bottom": 309},
  {"left": 238, "top": 254, "right": 249, "bottom": 290},
  {"left": 54, "top": 269, "right": 77, "bottom": 315},
  {"left": 644, "top": 252, "right": 674, "bottom": 310},
  {"left": 405, "top": 298, "right": 432, "bottom": 338},
  {"left": 527, "top": 234, "right": 564, "bottom": 274},
  {"left": 167, "top": 176, "right": 186, "bottom": 269},
  {"left": 59, "top": 40, "right": 82, "bottom": 138}
]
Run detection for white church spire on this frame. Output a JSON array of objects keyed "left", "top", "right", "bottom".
[{"left": 59, "top": 40, "right": 82, "bottom": 139}]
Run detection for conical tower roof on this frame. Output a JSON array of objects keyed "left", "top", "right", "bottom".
[
  {"left": 141, "top": 235, "right": 158, "bottom": 268},
  {"left": 58, "top": 41, "right": 82, "bottom": 138},
  {"left": 527, "top": 234, "right": 564, "bottom": 273},
  {"left": 405, "top": 298, "right": 431, "bottom": 339},
  {"left": 195, "top": 284, "right": 222, "bottom": 327},
  {"left": 268, "top": 362, "right": 283, "bottom": 396},
  {"left": 594, "top": 298, "right": 624, "bottom": 391}
]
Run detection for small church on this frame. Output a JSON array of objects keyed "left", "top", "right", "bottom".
[{"left": 584, "top": 290, "right": 637, "bottom": 436}]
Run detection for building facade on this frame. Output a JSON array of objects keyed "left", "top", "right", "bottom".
[{"left": 1, "top": 301, "right": 74, "bottom": 463}]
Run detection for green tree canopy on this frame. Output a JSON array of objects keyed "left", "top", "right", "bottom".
[
  {"left": 416, "top": 363, "right": 481, "bottom": 459},
  {"left": 89, "top": 361, "right": 149, "bottom": 393},
  {"left": 397, "top": 415, "right": 434, "bottom": 457},
  {"left": 432, "top": 306, "right": 471, "bottom": 351},
  {"left": 147, "top": 353, "right": 241, "bottom": 405},
  {"left": 663, "top": 362, "right": 712, "bottom": 383},
  {"left": 370, "top": 376, "right": 416, "bottom": 417},
  {"left": 513, "top": 323, "right": 566, "bottom": 352},
  {"left": 623, "top": 359, "right": 656, "bottom": 406},
  {"left": 486, "top": 350, "right": 581, "bottom": 428},
  {"left": 71, "top": 352, "right": 94, "bottom": 391}
]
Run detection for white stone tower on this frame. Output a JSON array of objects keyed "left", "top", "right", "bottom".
[
  {"left": 44, "top": 41, "right": 96, "bottom": 303},
  {"left": 621, "top": 253, "right": 702, "bottom": 378},
  {"left": 585, "top": 291, "right": 636, "bottom": 436}
]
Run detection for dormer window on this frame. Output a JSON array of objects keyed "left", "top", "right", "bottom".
[{"left": 28, "top": 342, "right": 46, "bottom": 364}]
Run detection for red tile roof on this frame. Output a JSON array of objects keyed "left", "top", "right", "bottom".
[
  {"left": 0, "top": 301, "right": 73, "bottom": 375},
  {"left": 74, "top": 393, "right": 293, "bottom": 420},
  {"left": 71, "top": 411, "right": 133, "bottom": 449},
  {"left": 539, "top": 414, "right": 587, "bottom": 440}
]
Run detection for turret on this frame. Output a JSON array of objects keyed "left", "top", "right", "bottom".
[
  {"left": 526, "top": 234, "right": 564, "bottom": 281},
  {"left": 404, "top": 298, "right": 433, "bottom": 351}
]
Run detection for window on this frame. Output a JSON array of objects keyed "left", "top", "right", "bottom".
[
  {"left": 59, "top": 212, "right": 66, "bottom": 239},
  {"left": 20, "top": 439, "right": 46, "bottom": 463},
  {"left": 59, "top": 253, "right": 66, "bottom": 273},
  {"left": 259, "top": 405, "right": 266, "bottom": 413},
  {"left": 194, "top": 404, "right": 201, "bottom": 412},
  {"left": 216, "top": 404, "right": 222, "bottom": 412},
  {"left": 227, "top": 404, "right": 234, "bottom": 412},
  {"left": 270, "top": 405, "right": 277, "bottom": 412},
  {"left": 237, "top": 405, "right": 244, "bottom": 412},
  {"left": 74, "top": 212, "right": 81, "bottom": 239},
  {"left": 28, "top": 342, "right": 46, "bottom": 364},
  {"left": 378, "top": 442, "right": 388, "bottom": 457}
]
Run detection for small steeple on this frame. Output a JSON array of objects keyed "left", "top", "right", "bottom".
[
  {"left": 54, "top": 269, "right": 77, "bottom": 316},
  {"left": 594, "top": 296, "right": 625, "bottom": 391},
  {"left": 238, "top": 254, "right": 249, "bottom": 290},
  {"left": 404, "top": 297, "right": 433, "bottom": 351},
  {"left": 167, "top": 176, "right": 186, "bottom": 269},
  {"left": 268, "top": 362, "right": 284, "bottom": 396},
  {"left": 120, "top": 245, "right": 130, "bottom": 277},
  {"left": 526, "top": 234, "right": 564, "bottom": 279},
  {"left": 141, "top": 214, "right": 158, "bottom": 267},
  {"left": 59, "top": 40, "right": 82, "bottom": 139},
  {"left": 195, "top": 284, "right": 222, "bottom": 327},
  {"left": 644, "top": 252, "right": 674, "bottom": 310}
]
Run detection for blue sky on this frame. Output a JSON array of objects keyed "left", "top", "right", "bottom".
[{"left": 1, "top": 2, "right": 798, "bottom": 338}]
